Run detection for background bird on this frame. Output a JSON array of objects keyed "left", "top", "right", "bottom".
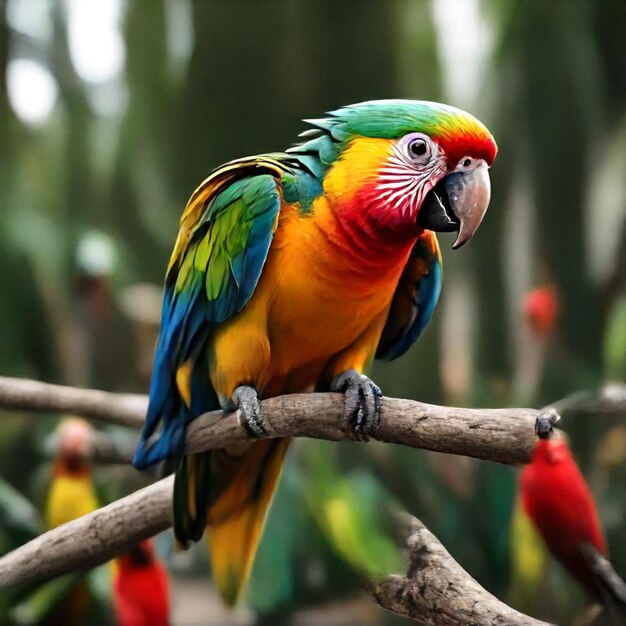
[
  {"left": 43, "top": 418, "right": 102, "bottom": 626},
  {"left": 133, "top": 99, "right": 497, "bottom": 605},
  {"left": 519, "top": 433, "right": 626, "bottom": 616},
  {"left": 45, "top": 418, "right": 98, "bottom": 530},
  {"left": 114, "top": 539, "right": 170, "bottom": 626}
]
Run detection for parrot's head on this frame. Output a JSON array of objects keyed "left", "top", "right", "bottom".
[
  {"left": 294, "top": 100, "right": 497, "bottom": 248},
  {"left": 54, "top": 417, "right": 94, "bottom": 474}
]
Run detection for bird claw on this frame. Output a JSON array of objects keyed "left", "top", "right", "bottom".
[
  {"left": 331, "top": 370, "right": 383, "bottom": 441},
  {"left": 232, "top": 385, "right": 266, "bottom": 438}
]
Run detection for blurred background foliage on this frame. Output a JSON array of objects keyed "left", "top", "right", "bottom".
[{"left": 0, "top": 0, "right": 624, "bottom": 624}]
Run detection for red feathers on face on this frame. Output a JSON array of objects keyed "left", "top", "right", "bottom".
[
  {"left": 114, "top": 540, "right": 170, "bottom": 626},
  {"left": 435, "top": 133, "right": 497, "bottom": 170},
  {"left": 520, "top": 436, "right": 606, "bottom": 594}
]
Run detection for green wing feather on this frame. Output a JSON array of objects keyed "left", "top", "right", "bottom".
[{"left": 134, "top": 157, "right": 288, "bottom": 469}]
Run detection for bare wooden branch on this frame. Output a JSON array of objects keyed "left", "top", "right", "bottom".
[
  {"left": 369, "top": 516, "right": 553, "bottom": 626},
  {"left": 0, "top": 375, "right": 560, "bottom": 465},
  {"left": 186, "top": 393, "right": 552, "bottom": 465},
  {"left": 0, "top": 485, "right": 552, "bottom": 626},
  {"left": 0, "top": 376, "right": 147, "bottom": 427},
  {"left": 0, "top": 381, "right": 562, "bottom": 623},
  {"left": 0, "top": 379, "right": 620, "bottom": 622},
  {"left": 0, "top": 477, "right": 173, "bottom": 588},
  {"left": 2, "top": 375, "right": 621, "bottom": 437},
  {"left": 0, "top": 392, "right": 556, "bottom": 590}
]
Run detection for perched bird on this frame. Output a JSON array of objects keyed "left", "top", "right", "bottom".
[
  {"left": 517, "top": 285, "right": 560, "bottom": 402},
  {"left": 133, "top": 100, "right": 497, "bottom": 604},
  {"left": 114, "top": 539, "right": 170, "bottom": 626},
  {"left": 44, "top": 418, "right": 99, "bottom": 625},
  {"left": 520, "top": 434, "right": 626, "bottom": 611},
  {"left": 45, "top": 417, "right": 98, "bottom": 531}
]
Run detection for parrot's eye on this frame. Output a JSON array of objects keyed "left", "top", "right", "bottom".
[
  {"left": 404, "top": 134, "right": 433, "bottom": 165},
  {"left": 409, "top": 140, "right": 428, "bottom": 157},
  {"left": 455, "top": 156, "right": 483, "bottom": 171}
]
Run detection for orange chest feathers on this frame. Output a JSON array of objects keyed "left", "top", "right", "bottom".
[{"left": 208, "top": 195, "right": 413, "bottom": 399}]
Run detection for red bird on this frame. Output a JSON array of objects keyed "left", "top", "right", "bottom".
[
  {"left": 114, "top": 540, "right": 170, "bottom": 626},
  {"left": 520, "top": 434, "right": 626, "bottom": 610},
  {"left": 523, "top": 286, "right": 559, "bottom": 337}
]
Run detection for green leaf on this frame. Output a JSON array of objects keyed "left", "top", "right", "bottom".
[
  {"left": 0, "top": 477, "right": 42, "bottom": 550},
  {"left": 8, "top": 574, "right": 83, "bottom": 625}
]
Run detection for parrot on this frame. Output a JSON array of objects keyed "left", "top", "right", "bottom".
[
  {"left": 44, "top": 418, "right": 101, "bottom": 625},
  {"left": 524, "top": 286, "right": 559, "bottom": 338},
  {"left": 114, "top": 539, "right": 170, "bottom": 626},
  {"left": 133, "top": 99, "right": 497, "bottom": 605},
  {"left": 45, "top": 418, "right": 99, "bottom": 529},
  {"left": 519, "top": 433, "right": 626, "bottom": 612}
]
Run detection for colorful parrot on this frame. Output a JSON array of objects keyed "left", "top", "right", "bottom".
[
  {"left": 133, "top": 100, "right": 497, "bottom": 604},
  {"left": 45, "top": 417, "right": 99, "bottom": 530},
  {"left": 114, "top": 539, "right": 170, "bottom": 626},
  {"left": 44, "top": 418, "right": 100, "bottom": 625},
  {"left": 519, "top": 433, "right": 626, "bottom": 612}
]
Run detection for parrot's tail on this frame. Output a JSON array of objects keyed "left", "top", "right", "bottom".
[
  {"left": 173, "top": 438, "right": 290, "bottom": 606},
  {"left": 583, "top": 544, "right": 626, "bottom": 616}
]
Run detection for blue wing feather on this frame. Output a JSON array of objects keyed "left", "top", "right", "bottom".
[
  {"left": 376, "top": 232, "right": 442, "bottom": 361},
  {"left": 133, "top": 162, "right": 284, "bottom": 469}
]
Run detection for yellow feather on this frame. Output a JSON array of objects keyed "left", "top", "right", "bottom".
[
  {"left": 176, "top": 359, "right": 194, "bottom": 408},
  {"left": 323, "top": 137, "right": 391, "bottom": 204},
  {"left": 45, "top": 474, "right": 98, "bottom": 530},
  {"left": 510, "top": 496, "right": 547, "bottom": 602},
  {"left": 207, "top": 439, "right": 290, "bottom": 606}
]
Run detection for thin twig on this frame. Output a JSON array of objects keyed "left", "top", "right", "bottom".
[{"left": 548, "top": 383, "right": 626, "bottom": 418}]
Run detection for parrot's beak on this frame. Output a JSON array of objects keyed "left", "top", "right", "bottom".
[{"left": 417, "top": 164, "right": 491, "bottom": 249}]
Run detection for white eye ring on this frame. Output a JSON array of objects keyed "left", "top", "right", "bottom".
[{"left": 402, "top": 133, "right": 433, "bottom": 165}]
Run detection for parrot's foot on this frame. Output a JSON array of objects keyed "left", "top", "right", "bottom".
[
  {"left": 233, "top": 386, "right": 266, "bottom": 438},
  {"left": 331, "top": 370, "right": 382, "bottom": 441}
]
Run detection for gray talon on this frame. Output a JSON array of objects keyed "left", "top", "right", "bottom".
[
  {"left": 232, "top": 385, "right": 266, "bottom": 438},
  {"left": 331, "top": 369, "right": 382, "bottom": 440}
]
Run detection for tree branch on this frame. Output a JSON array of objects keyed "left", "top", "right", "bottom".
[
  {"left": 1, "top": 377, "right": 621, "bottom": 434},
  {"left": 3, "top": 376, "right": 623, "bottom": 622},
  {"left": 549, "top": 383, "right": 626, "bottom": 418},
  {"left": 369, "top": 516, "right": 553, "bottom": 625},
  {"left": 0, "top": 376, "right": 560, "bottom": 464},
  {"left": 185, "top": 393, "right": 555, "bottom": 465},
  {"left": 0, "top": 380, "right": 562, "bottom": 624},
  {"left": 0, "top": 392, "right": 559, "bottom": 589},
  {"left": 0, "top": 476, "right": 173, "bottom": 588},
  {"left": 0, "top": 376, "right": 146, "bottom": 427}
]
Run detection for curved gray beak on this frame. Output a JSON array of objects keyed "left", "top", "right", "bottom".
[{"left": 417, "top": 164, "right": 491, "bottom": 249}]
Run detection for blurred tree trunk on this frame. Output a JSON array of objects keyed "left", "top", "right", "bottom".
[
  {"left": 492, "top": 0, "right": 626, "bottom": 396},
  {"left": 109, "top": 0, "right": 173, "bottom": 283}
]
